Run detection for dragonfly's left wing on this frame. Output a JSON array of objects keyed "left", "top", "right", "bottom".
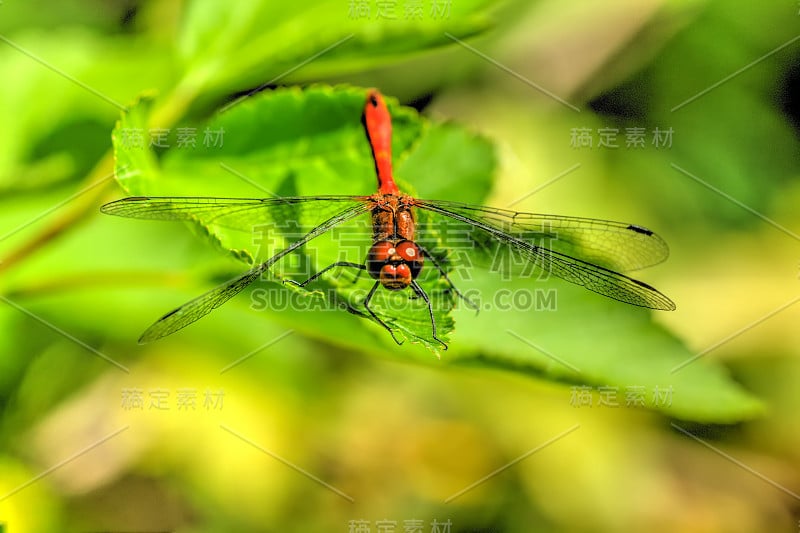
[
  {"left": 101, "top": 196, "right": 372, "bottom": 342},
  {"left": 101, "top": 195, "right": 369, "bottom": 233}
]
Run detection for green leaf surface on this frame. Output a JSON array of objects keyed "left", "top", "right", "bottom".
[
  {"left": 604, "top": 0, "right": 800, "bottom": 230},
  {"left": 174, "top": 0, "right": 497, "bottom": 107},
  {"left": 444, "top": 271, "right": 763, "bottom": 423},
  {"left": 111, "top": 86, "right": 492, "bottom": 352},
  {"left": 109, "top": 85, "right": 762, "bottom": 421},
  {"left": 0, "top": 30, "right": 166, "bottom": 191}
]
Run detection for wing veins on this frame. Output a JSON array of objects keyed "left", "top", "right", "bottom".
[
  {"left": 415, "top": 202, "right": 675, "bottom": 311},
  {"left": 102, "top": 196, "right": 368, "bottom": 232},
  {"left": 138, "top": 202, "right": 372, "bottom": 342},
  {"left": 415, "top": 199, "right": 669, "bottom": 271}
]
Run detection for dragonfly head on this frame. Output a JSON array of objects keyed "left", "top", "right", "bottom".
[{"left": 367, "top": 239, "right": 423, "bottom": 290}]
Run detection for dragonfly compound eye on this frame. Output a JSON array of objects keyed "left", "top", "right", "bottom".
[
  {"left": 394, "top": 240, "right": 423, "bottom": 278},
  {"left": 380, "top": 263, "right": 412, "bottom": 290},
  {"left": 366, "top": 240, "right": 422, "bottom": 289},
  {"left": 367, "top": 240, "right": 395, "bottom": 280}
]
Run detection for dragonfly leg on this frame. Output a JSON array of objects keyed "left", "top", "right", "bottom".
[
  {"left": 410, "top": 281, "right": 448, "bottom": 350},
  {"left": 350, "top": 262, "right": 366, "bottom": 285},
  {"left": 363, "top": 280, "right": 404, "bottom": 345},
  {"left": 284, "top": 261, "right": 366, "bottom": 288},
  {"left": 420, "top": 247, "right": 480, "bottom": 314}
]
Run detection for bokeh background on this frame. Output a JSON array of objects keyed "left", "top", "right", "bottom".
[{"left": 1, "top": 0, "right": 799, "bottom": 531}]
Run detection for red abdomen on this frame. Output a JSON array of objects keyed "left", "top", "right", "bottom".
[{"left": 363, "top": 90, "right": 399, "bottom": 195}]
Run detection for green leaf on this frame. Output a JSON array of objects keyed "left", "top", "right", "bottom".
[
  {"left": 0, "top": 30, "right": 173, "bottom": 192},
  {"left": 604, "top": 0, "right": 800, "bottom": 230},
  {"left": 110, "top": 85, "right": 494, "bottom": 352},
  {"left": 398, "top": 122, "right": 495, "bottom": 204},
  {"left": 444, "top": 271, "right": 763, "bottom": 423},
  {"left": 174, "top": 0, "right": 497, "bottom": 106},
  {"left": 108, "top": 85, "right": 762, "bottom": 421}
]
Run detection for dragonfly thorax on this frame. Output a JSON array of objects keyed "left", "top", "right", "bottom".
[
  {"left": 366, "top": 239, "right": 423, "bottom": 290},
  {"left": 370, "top": 194, "right": 416, "bottom": 242}
]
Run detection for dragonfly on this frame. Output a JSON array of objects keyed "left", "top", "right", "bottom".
[{"left": 101, "top": 89, "right": 675, "bottom": 349}]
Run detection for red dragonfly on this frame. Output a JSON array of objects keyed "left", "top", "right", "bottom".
[{"left": 102, "top": 89, "right": 674, "bottom": 349}]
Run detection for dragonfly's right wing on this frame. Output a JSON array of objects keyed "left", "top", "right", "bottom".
[
  {"left": 101, "top": 196, "right": 372, "bottom": 342},
  {"left": 413, "top": 199, "right": 669, "bottom": 272},
  {"left": 415, "top": 200, "right": 675, "bottom": 311}
]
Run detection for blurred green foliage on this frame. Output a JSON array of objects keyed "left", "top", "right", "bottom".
[{"left": 1, "top": 0, "right": 799, "bottom": 532}]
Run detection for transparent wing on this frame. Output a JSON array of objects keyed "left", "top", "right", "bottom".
[
  {"left": 414, "top": 199, "right": 668, "bottom": 272},
  {"left": 101, "top": 195, "right": 370, "bottom": 233},
  {"left": 414, "top": 200, "right": 675, "bottom": 311},
  {"left": 138, "top": 268, "right": 263, "bottom": 343},
  {"left": 102, "top": 196, "right": 373, "bottom": 342}
]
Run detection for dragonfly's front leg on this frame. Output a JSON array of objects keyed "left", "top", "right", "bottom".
[
  {"left": 410, "top": 281, "right": 448, "bottom": 351},
  {"left": 287, "top": 263, "right": 404, "bottom": 345},
  {"left": 283, "top": 261, "right": 366, "bottom": 288},
  {"left": 419, "top": 246, "right": 480, "bottom": 313},
  {"left": 363, "top": 281, "right": 404, "bottom": 345}
]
